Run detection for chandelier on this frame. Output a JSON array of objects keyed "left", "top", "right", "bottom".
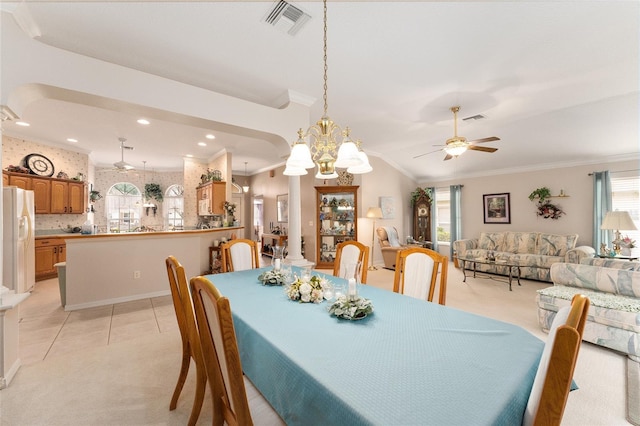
[{"left": 283, "top": 0, "right": 372, "bottom": 178}]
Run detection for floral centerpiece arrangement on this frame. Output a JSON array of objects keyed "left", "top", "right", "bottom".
[
  {"left": 286, "top": 275, "right": 331, "bottom": 303},
  {"left": 328, "top": 296, "right": 374, "bottom": 320},
  {"left": 257, "top": 269, "right": 287, "bottom": 286}
]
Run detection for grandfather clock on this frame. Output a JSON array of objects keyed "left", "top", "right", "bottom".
[{"left": 413, "top": 194, "right": 432, "bottom": 243}]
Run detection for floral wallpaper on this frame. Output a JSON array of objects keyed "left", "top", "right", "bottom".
[{"left": 2, "top": 136, "right": 88, "bottom": 178}]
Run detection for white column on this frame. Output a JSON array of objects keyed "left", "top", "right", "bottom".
[{"left": 285, "top": 176, "right": 313, "bottom": 266}]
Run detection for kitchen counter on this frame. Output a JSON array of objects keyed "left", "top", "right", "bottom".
[
  {"left": 35, "top": 226, "right": 243, "bottom": 239},
  {"left": 59, "top": 226, "right": 244, "bottom": 310}
]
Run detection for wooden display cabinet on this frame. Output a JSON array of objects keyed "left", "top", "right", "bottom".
[{"left": 315, "top": 186, "right": 358, "bottom": 269}]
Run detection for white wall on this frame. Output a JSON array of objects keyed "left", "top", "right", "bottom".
[{"left": 423, "top": 159, "right": 637, "bottom": 247}]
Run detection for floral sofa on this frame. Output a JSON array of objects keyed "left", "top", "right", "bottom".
[
  {"left": 536, "top": 262, "right": 640, "bottom": 361},
  {"left": 453, "top": 231, "right": 594, "bottom": 282}
]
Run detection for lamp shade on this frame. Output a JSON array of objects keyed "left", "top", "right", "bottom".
[
  {"left": 334, "top": 140, "right": 362, "bottom": 168},
  {"left": 347, "top": 151, "right": 372, "bottom": 174},
  {"left": 366, "top": 207, "right": 383, "bottom": 219},
  {"left": 286, "top": 141, "right": 315, "bottom": 170},
  {"left": 600, "top": 211, "right": 637, "bottom": 231}
]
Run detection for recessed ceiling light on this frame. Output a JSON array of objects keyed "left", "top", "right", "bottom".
[
  {"left": 205, "top": 134, "right": 215, "bottom": 140},
  {"left": 186, "top": 154, "right": 194, "bottom": 158},
  {"left": 137, "top": 119, "right": 150, "bottom": 125},
  {"left": 16, "top": 121, "right": 30, "bottom": 127},
  {"left": 67, "top": 138, "right": 78, "bottom": 143},
  {"left": 197, "top": 142, "right": 207, "bottom": 147}
]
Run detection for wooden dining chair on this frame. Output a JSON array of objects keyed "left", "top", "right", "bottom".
[
  {"left": 523, "top": 294, "right": 590, "bottom": 426},
  {"left": 392, "top": 247, "right": 448, "bottom": 304},
  {"left": 220, "top": 239, "right": 260, "bottom": 272},
  {"left": 165, "top": 256, "right": 207, "bottom": 426},
  {"left": 333, "top": 240, "right": 370, "bottom": 284},
  {"left": 190, "top": 276, "right": 282, "bottom": 426}
]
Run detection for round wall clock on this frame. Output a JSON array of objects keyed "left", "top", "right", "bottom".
[{"left": 24, "top": 153, "right": 55, "bottom": 177}]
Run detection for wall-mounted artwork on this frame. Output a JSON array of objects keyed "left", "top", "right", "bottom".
[
  {"left": 483, "top": 193, "right": 511, "bottom": 224},
  {"left": 380, "top": 196, "right": 395, "bottom": 219},
  {"left": 277, "top": 193, "right": 288, "bottom": 223}
]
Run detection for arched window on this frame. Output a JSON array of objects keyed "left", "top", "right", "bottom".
[
  {"left": 165, "top": 184, "right": 184, "bottom": 229},
  {"left": 105, "top": 183, "right": 142, "bottom": 232}
]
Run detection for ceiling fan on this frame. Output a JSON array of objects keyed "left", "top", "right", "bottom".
[
  {"left": 414, "top": 106, "right": 500, "bottom": 161},
  {"left": 113, "top": 137, "right": 135, "bottom": 171}
]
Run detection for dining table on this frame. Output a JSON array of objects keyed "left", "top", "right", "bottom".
[{"left": 206, "top": 267, "right": 544, "bottom": 425}]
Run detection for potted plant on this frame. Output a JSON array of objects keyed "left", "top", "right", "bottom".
[
  {"left": 89, "top": 190, "right": 102, "bottom": 203},
  {"left": 411, "top": 187, "right": 432, "bottom": 205},
  {"left": 144, "top": 183, "right": 163, "bottom": 202},
  {"left": 528, "top": 187, "right": 551, "bottom": 203}
]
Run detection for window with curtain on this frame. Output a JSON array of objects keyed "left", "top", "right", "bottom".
[
  {"left": 164, "top": 184, "right": 184, "bottom": 229},
  {"left": 611, "top": 176, "right": 640, "bottom": 247},
  {"left": 435, "top": 188, "right": 451, "bottom": 243},
  {"left": 105, "top": 183, "right": 142, "bottom": 232}
]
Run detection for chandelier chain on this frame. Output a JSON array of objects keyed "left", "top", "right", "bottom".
[{"left": 322, "top": 0, "right": 328, "bottom": 116}]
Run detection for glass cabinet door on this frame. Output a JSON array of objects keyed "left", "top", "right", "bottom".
[{"left": 315, "top": 186, "right": 358, "bottom": 269}]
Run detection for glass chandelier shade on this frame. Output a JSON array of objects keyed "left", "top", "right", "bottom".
[
  {"left": 443, "top": 138, "right": 468, "bottom": 157},
  {"left": 283, "top": 0, "right": 372, "bottom": 178}
]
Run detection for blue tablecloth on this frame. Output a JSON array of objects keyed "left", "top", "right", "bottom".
[{"left": 207, "top": 267, "right": 543, "bottom": 425}]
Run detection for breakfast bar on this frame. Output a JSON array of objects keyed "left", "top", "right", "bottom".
[{"left": 61, "top": 227, "right": 242, "bottom": 310}]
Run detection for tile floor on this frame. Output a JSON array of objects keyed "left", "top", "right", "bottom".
[{"left": 18, "top": 277, "right": 179, "bottom": 366}]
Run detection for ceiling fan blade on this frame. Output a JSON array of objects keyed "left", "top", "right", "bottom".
[
  {"left": 413, "top": 148, "right": 443, "bottom": 159},
  {"left": 467, "top": 136, "right": 500, "bottom": 144},
  {"left": 443, "top": 154, "right": 453, "bottom": 161},
  {"left": 468, "top": 145, "right": 498, "bottom": 153}
]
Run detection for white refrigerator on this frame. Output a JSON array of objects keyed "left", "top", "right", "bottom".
[{"left": 2, "top": 187, "right": 35, "bottom": 294}]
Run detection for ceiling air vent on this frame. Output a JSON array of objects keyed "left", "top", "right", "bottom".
[
  {"left": 263, "top": 0, "right": 311, "bottom": 36},
  {"left": 462, "top": 114, "right": 486, "bottom": 121}
]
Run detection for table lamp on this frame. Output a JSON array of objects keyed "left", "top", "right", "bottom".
[
  {"left": 366, "top": 207, "right": 383, "bottom": 270},
  {"left": 600, "top": 210, "right": 637, "bottom": 254}
]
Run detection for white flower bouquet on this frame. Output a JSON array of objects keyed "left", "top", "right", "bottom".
[
  {"left": 328, "top": 296, "right": 374, "bottom": 320},
  {"left": 257, "top": 269, "right": 287, "bottom": 286},
  {"left": 286, "top": 275, "right": 331, "bottom": 303}
]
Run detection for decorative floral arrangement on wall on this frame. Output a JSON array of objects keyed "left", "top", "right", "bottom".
[{"left": 528, "top": 187, "right": 565, "bottom": 220}]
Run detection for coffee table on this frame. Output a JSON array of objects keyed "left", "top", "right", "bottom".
[{"left": 458, "top": 256, "right": 523, "bottom": 291}]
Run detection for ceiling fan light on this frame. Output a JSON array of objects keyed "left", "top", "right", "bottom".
[
  {"left": 347, "top": 151, "right": 372, "bottom": 174},
  {"left": 443, "top": 145, "right": 468, "bottom": 157}
]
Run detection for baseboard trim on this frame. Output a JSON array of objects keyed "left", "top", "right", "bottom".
[{"left": 64, "top": 290, "right": 171, "bottom": 311}]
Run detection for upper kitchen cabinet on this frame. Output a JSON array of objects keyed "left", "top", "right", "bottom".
[
  {"left": 51, "top": 180, "right": 86, "bottom": 214},
  {"left": 3, "top": 171, "right": 86, "bottom": 214},
  {"left": 196, "top": 181, "right": 225, "bottom": 216}
]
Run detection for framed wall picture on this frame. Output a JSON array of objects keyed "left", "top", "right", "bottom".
[
  {"left": 380, "top": 196, "right": 395, "bottom": 219},
  {"left": 277, "top": 194, "right": 289, "bottom": 223},
  {"left": 483, "top": 193, "right": 511, "bottom": 224}
]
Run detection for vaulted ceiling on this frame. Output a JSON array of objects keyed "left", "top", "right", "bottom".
[{"left": 1, "top": 1, "right": 638, "bottom": 180}]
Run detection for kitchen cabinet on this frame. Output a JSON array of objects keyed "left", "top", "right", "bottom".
[
  {"left": 35, "top": 238, "right": 66, "bottom": 281},
  {"left": 31, "top": 177, "right": 51, "bottom": 214},
  {"left": 50, "top": 180, "right": 86, "bottom": 214},
  {"left": 196, "top": 181, "right": 225, "bottom": 216},
  {"left": 2, "top": 171, "right": 86, "bottom": 214},
  {"left": 315, "top": 186, "right": 359, "bottom": 269}
]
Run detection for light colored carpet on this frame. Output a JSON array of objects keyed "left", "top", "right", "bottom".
[{"left": 0, "top": 264, "right": 633, "bottom": 425}]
